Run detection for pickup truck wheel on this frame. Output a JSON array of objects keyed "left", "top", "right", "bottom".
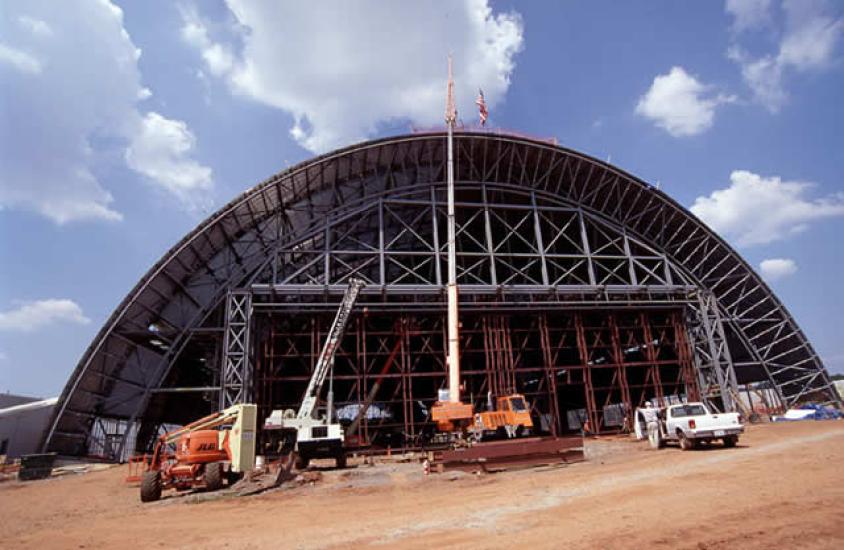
[
  {"left": 679, "top": 433, "right": 694, "bottom": 451},
  {"left": 723, "top": 435, "right": 738, "bottom": 448}
]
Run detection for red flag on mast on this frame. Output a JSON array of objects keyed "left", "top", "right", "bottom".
[{"left": 475, "top": 88, "right": 488, "bottom": 126}]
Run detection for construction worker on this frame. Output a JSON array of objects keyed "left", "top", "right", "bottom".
[
  {"left": 581, "top": 414, "right": 592, "bottom": 437},
  {"left": 641, "top": 401, "right": 658, "bottom": 424},
  {"left": 641, "top": 402, "right": 663, "bottom": 447},
  {"left": 634, "top": 401, "right": 658, "bottom": 441}
]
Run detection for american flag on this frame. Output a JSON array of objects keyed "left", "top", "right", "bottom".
[{"left": 476, "top": 88, "right": 488, "bottom": 126}]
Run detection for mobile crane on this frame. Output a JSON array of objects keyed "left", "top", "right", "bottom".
[
  {"left": 263, "top": 278, "right": 365, "bottom": 468},
  {"left": 429, "top": 58, "right": 533, "bottom": 445}
]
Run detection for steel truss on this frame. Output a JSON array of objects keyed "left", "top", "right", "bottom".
[
  {"left": 43, "top": 132, "right": 840, "bottom": 459},
  {"left": 221, "top": 291, "right": 253, "bottom": 408},
  {"left": 690, "top": 290, "right": 739, "bottom": 411}
]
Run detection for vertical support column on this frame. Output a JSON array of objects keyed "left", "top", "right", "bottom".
[
  {"left": 608, "top": 314, "right": 633, "bottom": 417},
  {"left": 323, "top": 224, "right": 331, "bottom": 285},
  {"left": 481, "top": 183, "right": 498, "bottom": 286},
  {"left": 220, "top": 290, "right": 253, "bottom": 409},
  {"left": 578, "top": 210, "right": 597, "bottom": 286},
  {"left": 430, "top": 185, "right": 442, "bottom": 286},
  {"left": 401, "top": 319, "right": 414, "bottom": 445},
  {"left": 482, "top": 317, "right": 497, "bottom": 397},
  {"left": 574, "top": 313, "right": 599, "bottom": 433},
  {"left": 640, "top": 312, "right": 664, "bottom": 406},
  {"left": 502, "top": 317, "right": 516, "bottom": 394},
  {"left": 689, "top": 291, "right": 739, "bottom": 412},
  {"left": 269, "top": 315, "right": 276, "bottom": 415},
  {"left": 361, "top": 317, "right": 369, "bottom": 443},
  {"left": 539, "top": 314, "right": 561, "bottom": 436},
  {"left": 378, "top": 199, "right": 386, "bottom": 286},
  {"left": 531, "top": 191, "right": 550, "bottom": 286},
  {"left": 672, "top": 311, "right": 700, "bottom": 402},
  {"left": 355, "top": 317, "right": 364, "bottom": 441},
  {"left": 623, "top": 233, "right": 638, "bottom": 286}
]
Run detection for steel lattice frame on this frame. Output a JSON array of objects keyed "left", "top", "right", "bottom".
[{"left": 42, "top": 132, "right": 840, "bottom": 458}]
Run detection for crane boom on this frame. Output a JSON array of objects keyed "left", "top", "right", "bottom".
[{"left": 297, "top": 278, "right": 365, "bottom": 419}]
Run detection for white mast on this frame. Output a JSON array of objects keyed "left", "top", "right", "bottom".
[{"left": 445, "top": 55, "right": 460, "bottom": 404}]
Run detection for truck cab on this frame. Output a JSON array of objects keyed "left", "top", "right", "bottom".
[{"left": 469, "top": 393, "right": 533, "bottom": 440}]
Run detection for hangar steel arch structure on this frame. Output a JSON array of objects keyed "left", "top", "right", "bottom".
[{"left": 42, "top": 132, "right": 841, "bottom": 458}]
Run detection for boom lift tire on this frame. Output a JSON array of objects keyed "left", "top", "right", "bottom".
[
  {"left": 140, "top": 470, "right": 162, "bottom": 503},
  {"left": 204, "top": 462, "right": 224, "bottom": 491}
]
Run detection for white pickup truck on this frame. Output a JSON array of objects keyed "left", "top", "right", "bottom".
[{"left": 644, "top": 402, "right": 744, "bottom": 450}]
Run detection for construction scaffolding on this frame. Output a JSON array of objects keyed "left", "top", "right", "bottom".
[{"left": 251, "top": 307, "right": 701, "bottom": 448}]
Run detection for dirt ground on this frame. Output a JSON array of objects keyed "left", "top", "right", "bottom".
[{"left": 1, "top": 421, "right": 842, "bottom": 549}]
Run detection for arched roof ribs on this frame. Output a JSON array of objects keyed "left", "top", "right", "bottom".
[{"left": 43, "top": 132, "right": 840, "bottom": 456}]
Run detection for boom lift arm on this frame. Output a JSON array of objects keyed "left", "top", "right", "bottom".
[{"left": 155, "top": 405, "right": 244, "bottom": 447}]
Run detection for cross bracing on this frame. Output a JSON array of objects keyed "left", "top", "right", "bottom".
[{"left": 42, "top": 132, "right": 840, "bottom": 459}]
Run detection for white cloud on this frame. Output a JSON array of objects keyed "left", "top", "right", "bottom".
[
  {"left": 727, "top": 0, "right": 844, "bottom": 112},
  {"left": 690, "top": 170, "right": 844, "bottom": 246},
  {"left": 17, "top": 15, "right": 53, "bottom": 37},
  {"left": 635, "top": 67, "right": 735, "bottom": 137},
  {"left": 126, "top": 112, "right": 213, "bottom": 210},
  {"left": 179, "top": 6, "right": 235, "bottom": 77},
  {"left": 0, "top": 0, "right": 212, "bottom": 224},
  {"left": 0, "top": 299, "right": 91, "bottom": 332},
  {"left": 779, "top": 0, "right": 843, "bottom": 67},
  {"left": 180, "top": 0, "right": 524, "bottom": 153},
  {"left": 725, "top": 0, "right": 773, "bottom": 32},
  {"left": 0, "top": 43, "right": 42, "bottom": 74},
  {"left": 727, "top": 49, "right": 787, "bottom": 112},
  {"left": 759, "top": 258, "right": 798, "bottom": 281}
]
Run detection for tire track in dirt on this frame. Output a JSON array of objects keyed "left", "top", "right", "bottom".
[{"left": 363, "top": 428, "right": 844, "bottom": 546}]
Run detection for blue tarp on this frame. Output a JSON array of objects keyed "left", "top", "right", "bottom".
[
  {"left": 797, "top": 403, "right": 843, "bottom": 420},
  {"left": 772, "top": 404, "right": 843, "bottom": 422}
]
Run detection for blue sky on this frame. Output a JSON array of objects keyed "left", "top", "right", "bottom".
[{"left": 1, "top": 0, "right": 843, "bottom": 397}]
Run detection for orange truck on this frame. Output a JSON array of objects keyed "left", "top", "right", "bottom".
[{"left": 468, "top": 394, "right": 533, "bottom": 441}]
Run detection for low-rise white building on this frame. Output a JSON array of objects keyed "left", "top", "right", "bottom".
[{"left": 0, "top": 394, "right": 57, "bottom": 461}]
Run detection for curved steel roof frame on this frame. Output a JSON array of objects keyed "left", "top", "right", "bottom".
[{"left": 43, "top": 132, "right": 840, "bottom": 456}]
